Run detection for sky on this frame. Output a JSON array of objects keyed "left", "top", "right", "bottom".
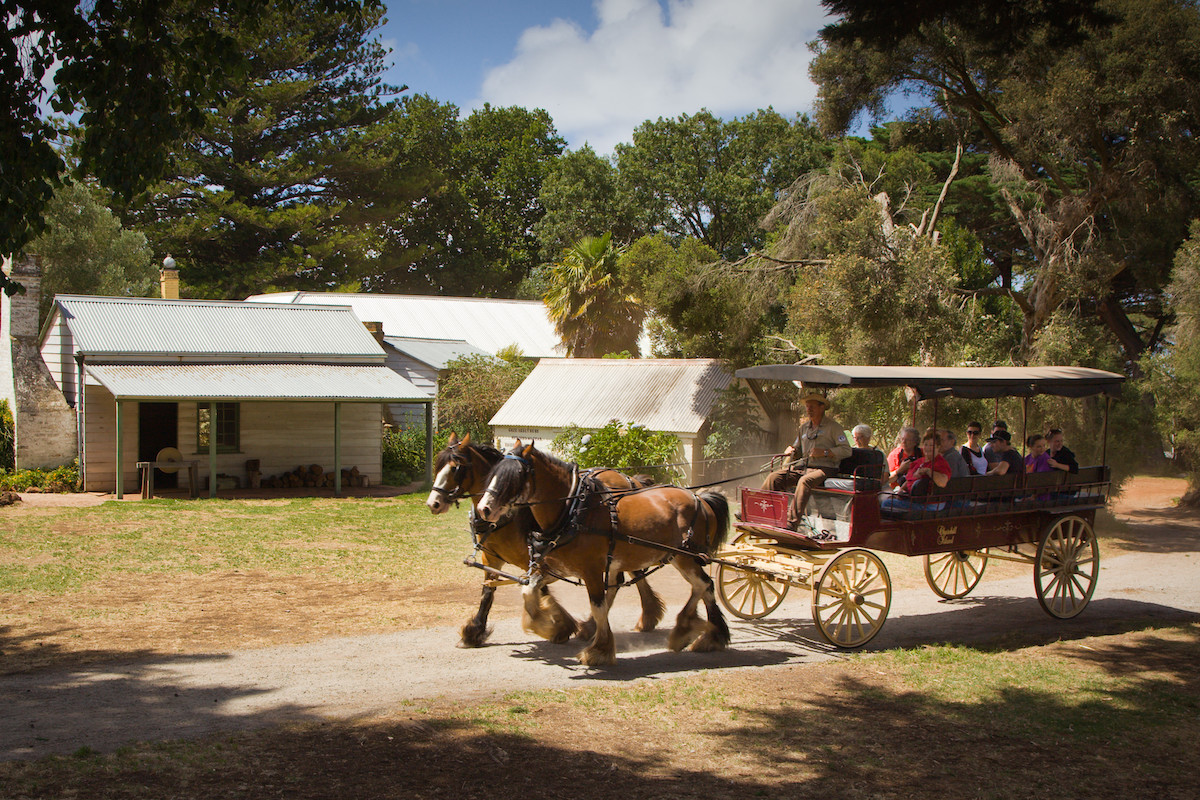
[{"left": 380, "top": 0, "right": 832, "bottom": 154}]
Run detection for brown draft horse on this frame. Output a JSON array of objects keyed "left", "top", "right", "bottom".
[
  {"left": 477, "top": 440, "right": 731, "bottom": 666},
  {"left": 426, "top": 433, "right": 666, "bottom": 647}
]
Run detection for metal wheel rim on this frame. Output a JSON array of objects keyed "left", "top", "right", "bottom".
[
  {"left": 924, "top": 549, "right": 989, "bottom": 599},
  {"left": 716, "top": 563, "right": 789, "bottom": 619},
  {"left": 1034, "top": 515, "right": 1099, "bottom": 619},
  {"left": 811, "top": 549, "right": 891, "bottom": 648}
]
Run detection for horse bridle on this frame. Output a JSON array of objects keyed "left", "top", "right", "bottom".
[{"left": 430, "top": 452, "right": 474, "bottom": 505}]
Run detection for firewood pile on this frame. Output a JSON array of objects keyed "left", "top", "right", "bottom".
[{"left": 256, "top": 463, "right": 369, "bottom": 489}]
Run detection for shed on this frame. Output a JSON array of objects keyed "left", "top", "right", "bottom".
[
  {"left": 379, "top": 336, "right": 489, "bottom": 428},
  {"left": 489, "top": 358, "right": 761, "bottom": 483},
  {"left": 39, "top": 295, "right": 429, "bottom": 497}
]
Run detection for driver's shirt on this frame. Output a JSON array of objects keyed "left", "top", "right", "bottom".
[{"left": 791, "top": 416, "right": 852, "bottom": 469}]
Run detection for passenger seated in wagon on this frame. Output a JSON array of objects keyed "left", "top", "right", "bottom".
[
  {"left": 881, "top": 430, "right": 951, "bottom": 514},
  {"left": 760, "top": 391, "right": 852, "bottom": 529}
]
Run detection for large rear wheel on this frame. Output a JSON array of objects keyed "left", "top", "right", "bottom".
[
  {"left": 924, "top": 549, "right": 988, "bottom": 599},
  {"left": 1034, "top": 515, "right": 1099, "bottom": 619},
  {"left": 811, "top": 549, "right": 891, "bottom": 648}
]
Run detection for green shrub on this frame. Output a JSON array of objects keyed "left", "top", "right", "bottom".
[
  {"left": 0, "top": 399, "right": 13, "bottom": 472},
  {"left": 0, "top": 460, "right": 80, "bottom": 492},
  {"left": 382, "top": 428, "right": 451, "bottom": 487},
  {"left": 552, "top": 420, "right": 683, "bottom": 484}
]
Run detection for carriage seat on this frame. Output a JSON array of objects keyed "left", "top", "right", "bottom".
[{"left": 822, "top": 448, "right": 886, "bottom": 492}]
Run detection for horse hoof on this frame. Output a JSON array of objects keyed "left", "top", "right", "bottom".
[
  {"left": 576, "top": 619, "right": 597, "bottom": 641},
  {"left": 458, "top": 623, "right": 492, "bottom": 648},
  {"left": 688, "top": 630, "right": 729, "bottom": 652},
  {"left": 633, "top": 616, "right": 658, "bottom": 633},
  {"left": 667, "top": 619, "right": 708, "bottom": 651},
  {"left": 578, "top": 646, "right": 616, "bottom": 667}
]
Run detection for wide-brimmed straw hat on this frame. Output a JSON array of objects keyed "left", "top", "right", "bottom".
[{"left": 800, "top": 391, "right": 830, "bottom": 408}]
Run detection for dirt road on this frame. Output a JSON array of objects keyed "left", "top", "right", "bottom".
[{"left": 2, "top": 479, "right": 1197, "bottom": 761}]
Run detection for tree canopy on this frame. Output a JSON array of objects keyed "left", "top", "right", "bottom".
[
  {"left": 811, "top": 0, "right": 1200, "bottom": 369},
  {"left": 1, "top": 0, "right": 380, "bottom": 296}
]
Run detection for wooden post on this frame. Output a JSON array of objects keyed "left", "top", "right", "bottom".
[
  {"left": 115, "top": 399, "right": 123, "bottom": 499},
  {"left": 333, "top": 402, "right": 343, "bottom": 496},
  {"left": 1102, "top": 397, "right": 1111, "bottom": 465},
  {"left": 1020, "top": 397, "right": 1028, "bottom": 457},
  {"left": 208, "top": 401, "right": 217, "bottom": 498}
]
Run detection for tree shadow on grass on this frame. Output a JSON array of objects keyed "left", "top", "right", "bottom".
[{"left": 3, "top": 625, "right": 1196, "bottom": 800}]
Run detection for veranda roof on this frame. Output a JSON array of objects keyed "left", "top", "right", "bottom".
[
  {"left": 85, "top": 363, "right": 429, "bottom": 402},
  {"left": 735, "top": 365, "right": 1126, "bottom": 400}
]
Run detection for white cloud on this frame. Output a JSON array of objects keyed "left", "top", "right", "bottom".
[{"left": 477, "top": 0, "right": 829, "bottom": 154}]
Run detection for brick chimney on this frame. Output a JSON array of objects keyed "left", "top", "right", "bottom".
[
  {"left": 363, "top": 321, "right": 385, "bottom": 343},
  {"left": 159, "top": 255, "right": 180, "bottom": 299}
]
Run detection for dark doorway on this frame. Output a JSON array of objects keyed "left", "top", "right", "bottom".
[{"left": 138, "top": 402, "right": 179, "bottom": 489}]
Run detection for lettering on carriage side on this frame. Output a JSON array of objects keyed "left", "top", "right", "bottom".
[{"left": 937, "top": 525, "right": 957, "bottom": 545}]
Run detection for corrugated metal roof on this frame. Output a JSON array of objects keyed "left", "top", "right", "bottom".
[
  {"left": 85, "top": 363, "right": 430, "bottom": 402},
  {"left": 53, "top": 296, "right": 385, "bottom": 361},
  {"left": 248, "top": 291, "right": 566, "bottom": 358},
  {"left": 489, "top": 359, "right": 732, "bottom": 436},
  {"left": 382, "top": 336, "right": 489, "bottom": 370}
]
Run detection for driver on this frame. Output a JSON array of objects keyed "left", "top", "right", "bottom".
[{"left": 760, "top": 392, "right": 852, "bottom": 529}]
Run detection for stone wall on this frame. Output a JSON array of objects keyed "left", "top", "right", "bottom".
[{"left": 1, "top": 255, "right": 78, "bottom": 469}]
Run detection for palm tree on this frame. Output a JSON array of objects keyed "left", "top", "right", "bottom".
[{"left": 543, "top": 233, "right": 645, "bottom": 357}]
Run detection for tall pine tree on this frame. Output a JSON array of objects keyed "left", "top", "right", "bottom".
[{"left": 126, "top": 0, "right": 408, "bottom": 298}]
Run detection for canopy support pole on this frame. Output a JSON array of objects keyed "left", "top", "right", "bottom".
[
  {"left": 425, "top": 400, "right": 434, "bottom": 487},
  {"left": 334, "top": 402, "right": 342, "bottom": 497},
  {"left": 115, "top": 400, "right": 124, "bottom": 499},
  {"left": 1102, "top": 397, "right": 1111, "bottom": 465},
  {"left": 1021, "top": 398, "right": 1028, "bottom": 457}
]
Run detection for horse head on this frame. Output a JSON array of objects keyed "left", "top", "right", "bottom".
[
  {"left": 426, "top": 432, "right": 504, "bottom": 514},
  {"left": 477, "top": 440, "right": 538, "bottom": 523}
]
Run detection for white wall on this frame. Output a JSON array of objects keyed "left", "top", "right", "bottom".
[{"left": 82, "top": 390, "right": 384, "bottom": 492}]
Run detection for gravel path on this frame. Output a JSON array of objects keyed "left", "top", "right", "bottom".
[{"left": 3, "top": 541, "right": 1197, "bottom": 761}]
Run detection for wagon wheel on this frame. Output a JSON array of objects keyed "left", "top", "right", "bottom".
[
  {"left": 923, "top": 549, "right": 989, "bottom": 599},
  {"left": 715, "top": 535, "right": 789, "bottom": 619},
  {"left": 811, "top": 549, "right": 891, "bottom": 648},
  {"left": 1034, "top": 515, "right": 1099, "bottom": 619}
]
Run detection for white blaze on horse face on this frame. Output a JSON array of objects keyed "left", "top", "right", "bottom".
[
  {"left": 477, "top": 473, "right": 509, "bottom": 522},
  {"left": 425, "top": 462, "right": 457, "bottom": 514}
]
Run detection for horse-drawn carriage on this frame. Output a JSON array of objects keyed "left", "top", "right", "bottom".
[{"left": 715, "top": 364, "right": 1124, "bottom": 648}]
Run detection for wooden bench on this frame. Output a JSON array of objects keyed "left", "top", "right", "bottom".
[{"left": 136, "top": 460, "right": 200, "bottom": 499}]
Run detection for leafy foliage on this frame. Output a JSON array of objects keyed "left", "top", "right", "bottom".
[
  {"left": 0, "top": 460, "right": 80, "bottom": 492},
  {"left": 702, "top": 386, "right": 770, "bottom": 462},
  {"left": 552, "top": 420, "right": 683, "bottom": 485},
  {"left": 437, "top": 353, "right": 535, "bottom": 445},
  {"left": 382, "top": 428, "right": 450, "bottom": 487},
  {"left": 1144, "top": 220, "right": 1200, "bottom": 502},
  {"left": 28, "top": 180, "right": 157, "bottom": 324},
  {"left": 615, "top": 109, "right": 828, "bottom": 259},
  {"left": 0, "top": 400, "right": 13, "bottom": 471},
  {"left": 1, "top": 0, "right": 379, "bottom": 297}
]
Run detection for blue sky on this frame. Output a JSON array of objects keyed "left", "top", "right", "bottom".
[{"left": 379, "top": 0, "right": 832, "bottom": 154}]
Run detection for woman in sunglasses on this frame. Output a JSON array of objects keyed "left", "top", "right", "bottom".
[{"left": 961, "top": 421, "right": 988, "bottom": 475}]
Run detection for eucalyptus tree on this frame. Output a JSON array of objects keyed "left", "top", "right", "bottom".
[{"left": 811, "top": 0, "right": 1200, "bottom": 368}]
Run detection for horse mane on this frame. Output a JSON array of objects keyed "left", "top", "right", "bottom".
[{"left": 433, "top": 439, "right": 505, "bottom": 473}]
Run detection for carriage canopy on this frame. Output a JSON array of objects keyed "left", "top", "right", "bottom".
[{"left": 734, "top": 365, "right": 1125, "bottom": 401}]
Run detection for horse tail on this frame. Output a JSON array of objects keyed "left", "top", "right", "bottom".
[{"left": 697, "top": 491, "right": 730, "bottom": 551}]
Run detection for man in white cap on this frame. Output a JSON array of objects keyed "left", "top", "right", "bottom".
[{"left": 761, "top": 391, "right": 852, "bottom": 528}]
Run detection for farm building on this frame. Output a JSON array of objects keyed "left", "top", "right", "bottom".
[
  {"left": 247, "top": 291, "right": 565, "bottom": 357},
  {"left": 489, "top": 358, "right": 768, "bottom": 484},
  {"left": 247, "top": 291, "right": 567, "bottom": 430},
  {"left": 14, "top": 262, "right": 428, "bottom": 496}
]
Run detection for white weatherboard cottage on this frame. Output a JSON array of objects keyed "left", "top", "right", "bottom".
[{"left": 37, "top": 294, "right": 428, "bottom": 496}]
